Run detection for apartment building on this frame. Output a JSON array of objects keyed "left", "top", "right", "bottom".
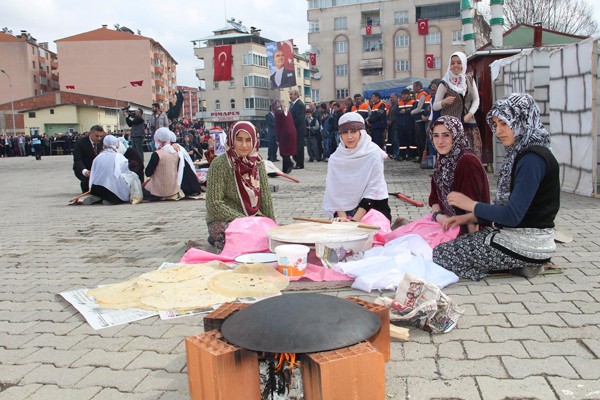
[
  {"left": 306, "top": 0, "right": 465, "bottom": 102},
  {"left": 0, "top": 30, "right": 59, "bottom": 104},
  {"left": 55, "top": 25, "right": 177, "bottom": 109},
  {"left": 177, "top": 85, "right": 200, "bottom": 122},
  {"left": 193, "top": 20, "right": 310, "bottom": 131}
]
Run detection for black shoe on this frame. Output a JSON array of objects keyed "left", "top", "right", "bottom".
[
  {"left": 283, "top": 166, "right": 293, "bottom": 174},
  {"left": 510, "top": 266, "right": 544, "bottom": 278},
  {"left": 309, "top": 159, "right": 314, "bottom": 162},
  {"left": 294, "top": 165, "right": 304, "bottom": 169},
  {"left": 412, "top": 157, "right": 422, "bottom": 163},
  {"left": 207, "top": 236, "right": 216, "bottom": 247}
]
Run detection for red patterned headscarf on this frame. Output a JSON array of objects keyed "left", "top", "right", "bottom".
[{"left": 226, "top": 121, "right": 262, "bottom": 216}]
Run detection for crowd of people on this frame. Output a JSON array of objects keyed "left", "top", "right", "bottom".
[{"left": 11, "top": 49, "right": 556, "bottom": 281}]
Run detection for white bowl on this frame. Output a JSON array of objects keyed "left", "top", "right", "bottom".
[{"left": 234, "top": 252, "right": 278, "bottom": 268}]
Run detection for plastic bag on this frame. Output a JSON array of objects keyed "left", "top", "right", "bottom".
[{"left": 122, "top": 171, "right": 143, "bottom": 204}]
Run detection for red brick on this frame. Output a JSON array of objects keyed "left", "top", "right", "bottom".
[
  {"left": 345, "top": 297, "right": 391, "bottom": 362},
  {"left": 185, "top": 330, "right": 260, "bottom": 400},
  {"left": 301, "top": 341, "right": 385, "bottom": 400},
  {"left": 203, "top": 302, "right": 250, "bottom": 332}
]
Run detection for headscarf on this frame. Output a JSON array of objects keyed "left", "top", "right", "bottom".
[
  {"left": 443, "top": 51, "right": 468, "bottom": 95},
  {"left": 154, "top": 127, "right": 176, "bottom": 154},
  {"left": 322, "top": 112, "right": 388, "bottom": 216},
  {"left": 226, "top": 121, "right": 263, "bottom": 216},
  {"left": 116, "top": 137, "right": 128, "bottom": 155},
  {"left": 487, "top": 93, "right": 551, "bottom": 204},
  {"left": 102, "top": 135, "right": 120, "bottom": 152},
  {"left": 429, "top": 115, "right": 477, "bottom": 216}
]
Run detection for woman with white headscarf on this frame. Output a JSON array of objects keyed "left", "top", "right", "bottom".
[
  {"left": 322, "top": 112, "right": 391, "bottom": 222},
  {"left": 143, "top": 127, "right": 182, "bottom": 201},
  {"left": 433, "top": 93, "right": 560, "bottom": 280},
  {"left": 432, "top": 51, "right": 482, "bottom": 159},
  {"left": 89, "top": 135, "right": 131, "bottom": 204},
  {"left": 205, "top": 121, "right": 275, "bottom": 250}
]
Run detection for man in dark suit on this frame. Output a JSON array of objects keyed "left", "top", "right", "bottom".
[
  {"left": 72, "top": 125, "right": 105, "bottom": 192},
  {"left": 270, "top": 49, "right": 296, "bottom": 89},
  {"left": 289, "top": 89, "right": 306, "bottom": 169},
  {"left": 265, "top": 108, "right": 278, "bottom": 162}
]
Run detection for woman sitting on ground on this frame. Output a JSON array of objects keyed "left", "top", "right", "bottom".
[
  {"left": 143, "top": 128, "right": 182, "bottom": 201},
  {"left": 89, "top": 135, "right": 131, "bottom": 204},
  {"left": 322, "top": 112, "right": 391, "bottom": 222},
  {"left": 429, "top": 115, "right": 490, "bottom": 236},
  {"left": 433, "top": 93, "right": 560, "bottom": 280},
  {"left": 205, "top": 121, "right": 275, "bottom": 250}
]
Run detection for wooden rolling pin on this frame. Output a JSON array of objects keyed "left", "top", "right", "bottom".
[{"left": 292, "top": 217, "right": 379, "bottom": 230}]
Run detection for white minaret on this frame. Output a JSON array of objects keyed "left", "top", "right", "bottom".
[
  {"left": 490, "top": 0, "right": 505, "bottom": 47},
  {"left": 461, "top": 0, "right": 476, "bottom": 55}
]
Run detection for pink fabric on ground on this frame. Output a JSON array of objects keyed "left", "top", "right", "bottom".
[
  {"left": 381, "top": 214, "right": 459, "bottom": 248},
  {"left": 288, "top": 263, "right": 354, "bottom": 282},
  {"left": 360, "top": 209, "right": 392, "bottom": 246}
]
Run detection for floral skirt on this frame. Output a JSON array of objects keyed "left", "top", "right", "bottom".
[
  {"left": 207, "top": 221, "right": 229, "bottom": 251},
  {"left": 432, "top": 227, "right": 548, "bottom": 281},
  {"left": 464, "top": 125, "right": 482, "bottom": 160}
]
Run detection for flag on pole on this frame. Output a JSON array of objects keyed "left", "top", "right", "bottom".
[
  {"left": 418, "top": 19, "right": 429, "bottom": 35},
  {"left": 130, "top": 80, "right": 143, "bottom": 87},
  {"left": 65, "top": 85, "right": 75, "bottom": 90},
  {"left": 214, "top": 45, "right": 233, "bottom": 81},
  {"left": 366, "top": 24, "right": 372, "bottom": 35},
  {"left": 309, "top": 53, "right": 317, "bottom": 66},
  {"left": 425, "top": 54, "right": 435, "bottom": 69}
]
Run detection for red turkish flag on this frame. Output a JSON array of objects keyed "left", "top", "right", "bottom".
[
  {"left": 425, "top": 54, "right": 435, "bottom": 69},
  {"left": 309, "top": 53, "right": 317, "bottom": 66},
  {"left": 65, "top": 85, "right": 75, "bottom": 90},
  {"left": 213, "top": 45, "right": 232, "bottom": 82},
  {"left": 418, "top": 19, "right": 429, "bottom": 35},
  {"left": 130, "top": 80, "right": 143, "bottom": 87},
  {"left": 366, "top": 24, "right": 372, "bottom": 35}
]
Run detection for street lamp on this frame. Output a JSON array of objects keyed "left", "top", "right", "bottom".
[
  {"left": 115, "top": 85, "right": 128, "bottom": 134},
  {"left": 0, "top": 68, "right": 17, "bottom": 136}
]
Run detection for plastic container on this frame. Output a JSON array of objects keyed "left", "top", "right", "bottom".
[
  {"left": 234, "top": 253, "right": 278, "bottom": 268},
  {"left": 274, "top": 244, "right": 310, "bottom": 277}
]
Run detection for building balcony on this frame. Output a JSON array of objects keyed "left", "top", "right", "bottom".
[
  {"left": 154, "top": 79, "right": 163, "bottom": 87},
  {"left": 39, "top": 70, "right": 47, "bottom": 77},
  {"left": 51, "top": 60, "right": 58, "bottom": 70},
  {"left": 155, "top": 93, "right": 165, "bottom": 101},
  {"left": 362, "top": 25, "right": 382, "bottom": 36},
  {"left": 154, "top": 65, "right": 164, "bottom": 74}
]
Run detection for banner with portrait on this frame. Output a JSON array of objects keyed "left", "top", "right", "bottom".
[{"left": 266, "top": 40, "right": 297, "bottom": 89}]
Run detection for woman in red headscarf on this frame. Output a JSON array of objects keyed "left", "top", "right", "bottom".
[{"left": 205, "top": 121, "right": 276, "bottom": 250}]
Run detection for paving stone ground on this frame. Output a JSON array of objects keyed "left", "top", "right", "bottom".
[{"left": 1, "top": 152, "right": 599, "bottom": 399}]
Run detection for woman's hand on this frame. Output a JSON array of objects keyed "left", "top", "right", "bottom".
[
  {"left": 463, "top": 112, "right": 474, "bottom": 123},
  {"left": 332, "top": 216, "right": 352, "bottom": 222},
  {"left": 442, "top": 214, "right": 475, "bottom": 231},
  {"left": 443, "top": 96, "right": 456, "bottom": 107},
  {"left": 447, "top": 191, "right": 477, "bottom": 212}
]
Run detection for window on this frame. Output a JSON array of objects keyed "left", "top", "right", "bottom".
[
  {"left": 244, "top": 97, "right": 270, "bottom": 110},
  {"left": 363, "top": 35, "right": 382, "bottom": 52},
  {"left": 335, "top": 65, "right": 348, "bottom": 76},
  {"left": 297, "top": 67, "right": 302, "bottom": 77},
  {"left": 426, "top": 32, "right": 441, "bottom": 45},
  {"left": 215, "top": 100, "right": 221, "bottom": 110},
  {"left": 243, "top": 74, "right": 269, "bottom": 88},
  {"left": 28, "top": 112, "right": 36, "bottom": 118},
  {"left": 50, "top": 109, "right": 54, "bottom": 114},
  {"left": 33, "top": 75, "right": 36, "bottom": 82},
  {"left": 312, "top": 89, "right": 320, "bottom": 103},
  {"left": 416, "top": 2, "right": 460, "bottom": 20},
  {"left": 334, "top": 17, "right": 347, "bottom": 30},
  {"left": 229, "top": 79, "right": 235, "bottom": 88},
  {"left": 336, "top": 89, "right": 349, "bottom": 99},
  {"left": 394, "top": 11, "right": 409, "bottom": 25},
  {"left": 213, "top": 81, "right": 219, "bottom": 89},
  {"left": 361, "top": 68, "right": 382, "bottom": 76},
  {"left": 452, "top": 30, "right": 463, "bottom": 44},
  {"left": 230, "top": 99, "right": 236, "bottom": 109},
  {"left": 395, "top": 60, "right": 410, "bottom": 72},
  {"left": 242, "top": 52, "right": 267, "bottom": 67},
  {"left": 32, "top": 61, "right": 36, "bottom": 69},
  {"left": 40, "top": 76, "right": 48, "bottom": 85},
  {"left": 335, "top": 40, "right": 348, "bottom": 53},
  {"left": 309, "top": 20, "right": 320, "bottom": 33},
  {"left": 394, "top": 35, "right": 409, "bottom": 48}
]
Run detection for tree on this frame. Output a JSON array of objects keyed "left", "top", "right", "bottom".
[{"left": 502, "top": 0, "right": 598, "bottom": 36}]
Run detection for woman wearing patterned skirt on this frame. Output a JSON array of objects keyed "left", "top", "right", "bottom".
[{"left": 433, "top": 93, "right": 560, "bottom": 280}]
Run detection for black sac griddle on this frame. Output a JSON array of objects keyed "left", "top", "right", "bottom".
[{"left": 221, "top": 293, "right": 381, "bottom": 354}]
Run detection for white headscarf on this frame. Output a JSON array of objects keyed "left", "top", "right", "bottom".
[
  {"left": 116, "top": 137, "right": 128, "bottom": 155},
  {"left": 103, "top": 135, "right": 120, "bottom": 152},
  {"left": 443, "top": 51, "right": 468, "bottom": 95},
  {"left": 90, "top": 136, "right": 130, "bottom": 201},
  {"left": 154, "top": 127, "right": 177, "bottom": 154},
  {"left": 321, "top": 112, "right": 388, "bottom": 217}
]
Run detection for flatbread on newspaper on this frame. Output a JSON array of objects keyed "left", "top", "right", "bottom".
[
  {"left": 87, "top": 281, "right": 149, "bottom": 309},
  {"left": 140, "top": 276, "right": 235, "bottom": 310},
  {"left": 139, "top": 264, "right": 226, "bottom": 283},
  {"left": 207, "top": 264, "right": 289, "bottom": 298}
]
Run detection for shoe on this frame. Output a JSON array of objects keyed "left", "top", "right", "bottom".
[
  {"left": 412, "top": 157, "right": 422, "bottom": 163},
  {"left": 294, "top": 165, "right": 304, "bottom": 169},
  {"left": 102, "top": 200, "right": 117, "bottom": 205},
  {"left": 510, "top": 265, "right": 544, "bottom": 278},
  {"left": 81, "top": 195, "right": 102, "bottom": 205},
  {"left": 207, "top": 236, "right": 216, "bottom": 247},
  {"left": 309, "top": 159, "right": 314, "bottom": 162},
  {"left": 283, "top": 167, "right": 293, "bottom": 174}
]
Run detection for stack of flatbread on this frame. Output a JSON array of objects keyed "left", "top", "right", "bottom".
[{"left": 87, "top": 263, "right": 289, "bottom": 311}]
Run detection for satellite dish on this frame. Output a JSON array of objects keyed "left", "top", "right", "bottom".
[{"left": 313, "top": 72, "right": 322, "bottom": 80}]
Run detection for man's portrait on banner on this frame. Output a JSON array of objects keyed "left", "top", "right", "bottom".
[{"left": 267, "top": 40, "right": 297, "bottom": 89}]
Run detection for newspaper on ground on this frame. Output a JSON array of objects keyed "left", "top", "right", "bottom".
[{"left": 375, "top": 272, "right": 463, "bottom": 333}]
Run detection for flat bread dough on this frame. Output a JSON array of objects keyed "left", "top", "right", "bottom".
[
  {"left": 207, "top": 264, "right": 289, "bottom": 298},
  {"left": 139, "top": 264, "right": 226, "bottom": 283}
]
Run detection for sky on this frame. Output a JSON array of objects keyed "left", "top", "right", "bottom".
[{"left": 2, "top": 0, "right": 309, "bottom": 87}]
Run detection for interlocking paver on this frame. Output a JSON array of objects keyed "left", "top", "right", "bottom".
[{"left": 1, "top": 153, "right": 598, "bottom": 399}]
